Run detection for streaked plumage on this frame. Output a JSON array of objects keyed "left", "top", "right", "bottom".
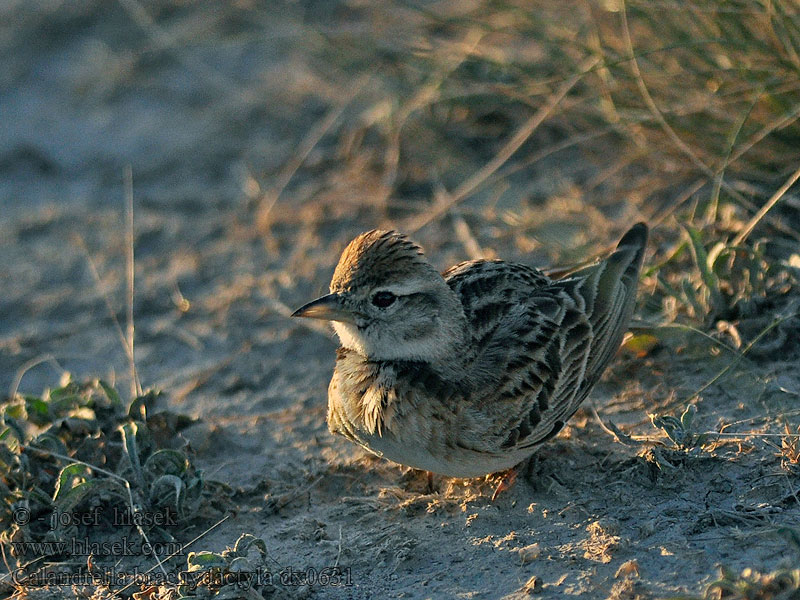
[{"left": 292, "top": 224, "right": 648, "bottom": 478}]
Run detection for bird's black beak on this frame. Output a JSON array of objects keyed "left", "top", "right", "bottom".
[{"left": 291, "top": 293, "right": 355, "bottom": 323}]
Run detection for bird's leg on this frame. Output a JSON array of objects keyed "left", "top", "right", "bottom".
[
  {"left": 523, "top": 453, "right": 540, "bottom": 482},
  {"left": 426, "top": 471, "right": 435, "bottom": 494},
  {"left": 491, "top": 468, "right": 518, "bottom": 502}
]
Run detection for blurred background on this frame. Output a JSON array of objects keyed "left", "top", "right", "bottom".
[{"left": 3, "top": 0, "right": 799, "bottom": 398}]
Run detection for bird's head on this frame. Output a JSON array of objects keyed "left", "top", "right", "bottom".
[{"left": 292, "top": 230, "right": 467, "bottom": 363}]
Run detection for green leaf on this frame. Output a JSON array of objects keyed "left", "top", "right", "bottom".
[
  {"left": 119, "top": 422, "right": 145, "bottom": 488},
  {"left": 52, "top": 463, "right": 92, "bottom": 503},
  {"left": 2, "top": 417, "right": 26, "bottom": 444},
  {"left": 680, "top": 404, "right": 697, "bottom": 431},
  {"left": 47, "top": 384, "right": 76, "bottom": 402},
  {"left": 228, "top": 556, "right": 256, "bottom": 572},
  {"left": 31, "top": 433, "right": 69, "bottom": 457},
  {"left": 622, "top": 333, "right": 659, "bottom": 357},
  {"left": 28, "top": 485, "right": 55, "bottom": 508},
  {"left": 684, "top": 226, "right": 725, "bottom": 316},
  {"left": 3, "top": 401, "right": 27, "bottom": 421},
  {"left": 651, "top": 414, "right": 684, "bottom": 447},
  {"left": 642, "top": 240, "right": 687, "bottom": 278},
  {"left": 0, "top": 427, "right": 19, "bottom": 453},
  {"left": 149, "top": 474, "right": 184, "bottom": 510},
  {"left": 53, "top": 480, "right": 100, "bottom": 515},
  {"left": 655, "top": 272, "right": 683, "bottom": 301},
  {"left": 98, "top": 380, "right": 123, "bottom": 410},
  {"left": 706, "top": 242, "right": 730, "bottom": 275},
  {"left": 143, "top": 449, "right": 188, "bottom": 479},
  {"left": 24, "top": 397, "right": 51, "bottom": 426},
  {"left": 128, "top": 389, "right": 161, "bottom": 421},
  {"left": 186, "top": 551, "right": 227, "bottom": 571},
  {"left": 47, "top": 382, "right": 88, "bottom": 413},
  {"left": 681, "top": 279, "right": 707, "bottom": 319},
  {"left": 232, "top": 533, "right": 268, "bottom": 561}
]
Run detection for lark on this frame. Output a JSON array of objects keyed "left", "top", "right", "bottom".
[{"left": 293, "top": 224, "right": 648, "bottom": 487}]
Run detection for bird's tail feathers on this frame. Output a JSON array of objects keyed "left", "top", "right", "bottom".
[
  {"left": 597, "top": 222, "right": 648, "bottom": 308},
  {"left": 580, "top": 222, "right": 648, "bottom": 379}
]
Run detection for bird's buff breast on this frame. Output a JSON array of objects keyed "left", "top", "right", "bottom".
[{"left": 325, "top": 351, "right": 524, "bottom": 478}]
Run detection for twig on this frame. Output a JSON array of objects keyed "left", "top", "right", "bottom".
[
  {"left": 432, "top": 178, "right": 485, "bottom": 260},
  {"left": 620, "top": 1, "right": 800, "bottom": 242},
  {"left": 380, "top": 30, "right": 485, "bottom": 203},
  {"left": 9, "top": 354, "right": 68, "bottom": 400},
  {"left": 728, "top": 98, "right": 800, "bottom": 169},
  {"left": 482, "top": 126, "right": 618, "bottom": 185},
  {"left": 406, "top": 55, "right": 600, "bottom": 234},
  {"left": 171, "top": 343, "right": 251, "bottom": 403},
  {"left": 697, "top": 432, "right": 800, "bottom": 439},
  {"left": 334, "top": 524, "right": 343, "bottom": 568},
  {"left": 636, "top": 322, "right": 745, "bottom": 360},
  {"left": 649, "top": 178, "right": 706, "bottom": 228},
  {"left": 74, "top": 234, "right": 138, "bottom": 388},
  {"left": 782, "top": 474, "right": 800, "bottom": 510},
  {"left": 0, "top": 546, "right": 47, "bottom": 592},
  {"left": 591, "top": 406, "right": 642, "bottom": 447},
  {"left": 705, "top": 86, "right": 763, "bottom": 225},
  {"left": 451, "top": 208, "right": 485, "bottom": 261},
  {"left": 653, "top": 312, "right": 798, "bottom": 416},
  {"left": 732, "top": 162, "right": 800, "bottom": 245},
  {"left": 124, "top": 165, "right": 141, "bottom": 399},
  {"left": 116, "top": 0, "right": 246, "bottom": 100},
  {"left": 265, "top": 475, "right": 324, "bottom": 515},
  {"left": 256, "top": 72, "right": 374, "bottom": 231}
]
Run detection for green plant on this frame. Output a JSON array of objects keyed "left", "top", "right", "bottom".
[
  {"left": 703, "top": 565, "right": 800, "bottom": 600},
  {"left": 650, "top": 404, "right": 710, "bottom": 451},
  {"left": 0, "top": 377, "right": 228, "bottom": 569},
  {"left": 178, "top": 533, "right": 273, "bottom": 599}
]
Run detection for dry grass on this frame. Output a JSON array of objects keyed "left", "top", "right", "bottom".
[{"left": 240, "top": 0, "right": 800, "bottom": 338}]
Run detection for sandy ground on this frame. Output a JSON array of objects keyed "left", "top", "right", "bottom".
[{"left": 2, "top": 2, "right": 800, "bottom": 598}]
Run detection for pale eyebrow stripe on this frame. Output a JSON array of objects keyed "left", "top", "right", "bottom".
[{"left": 371, "top": 279, "right": 429, "bottom": 296}]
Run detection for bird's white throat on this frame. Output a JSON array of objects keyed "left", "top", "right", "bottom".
[{"left": 331, "top": 319, "right": 466, "bottom": 366}]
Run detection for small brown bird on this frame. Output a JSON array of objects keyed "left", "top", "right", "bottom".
[{"left": 293, "top": 224, "right": 648, "bottom": 483}]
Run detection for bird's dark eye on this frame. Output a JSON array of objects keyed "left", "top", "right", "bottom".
[{"left": 371, "top": 291, "right": 396, "bottom": 308}]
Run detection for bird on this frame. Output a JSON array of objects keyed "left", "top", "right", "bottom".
[{"left": 292, "top": 223, "right": 648, "bottom": 489}]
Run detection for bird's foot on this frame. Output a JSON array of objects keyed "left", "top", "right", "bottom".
[{"left": 491, "top": 468, "right": 518, "bottom": 502}]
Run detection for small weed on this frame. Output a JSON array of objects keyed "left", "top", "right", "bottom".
[
  {"left": 176, "top": 533, "right": 273, "bottom": 599},
  {"left": 650, "top": 227, "right": 799, "bottom": 332},
  {"left": 670, "top": 530, "right": 800, "bottom": 599},
  {"left": 650, "top": 404, "right": 709, "bottom": 452},
  {"left": 146, "top": 531, "right": 342, "bottom": 598},
  {"left": 0, "top": 377, "right": 230, "bottom": 575},
  {"left": 703, "top": 565, "right": 800, "bottom": 600}
]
